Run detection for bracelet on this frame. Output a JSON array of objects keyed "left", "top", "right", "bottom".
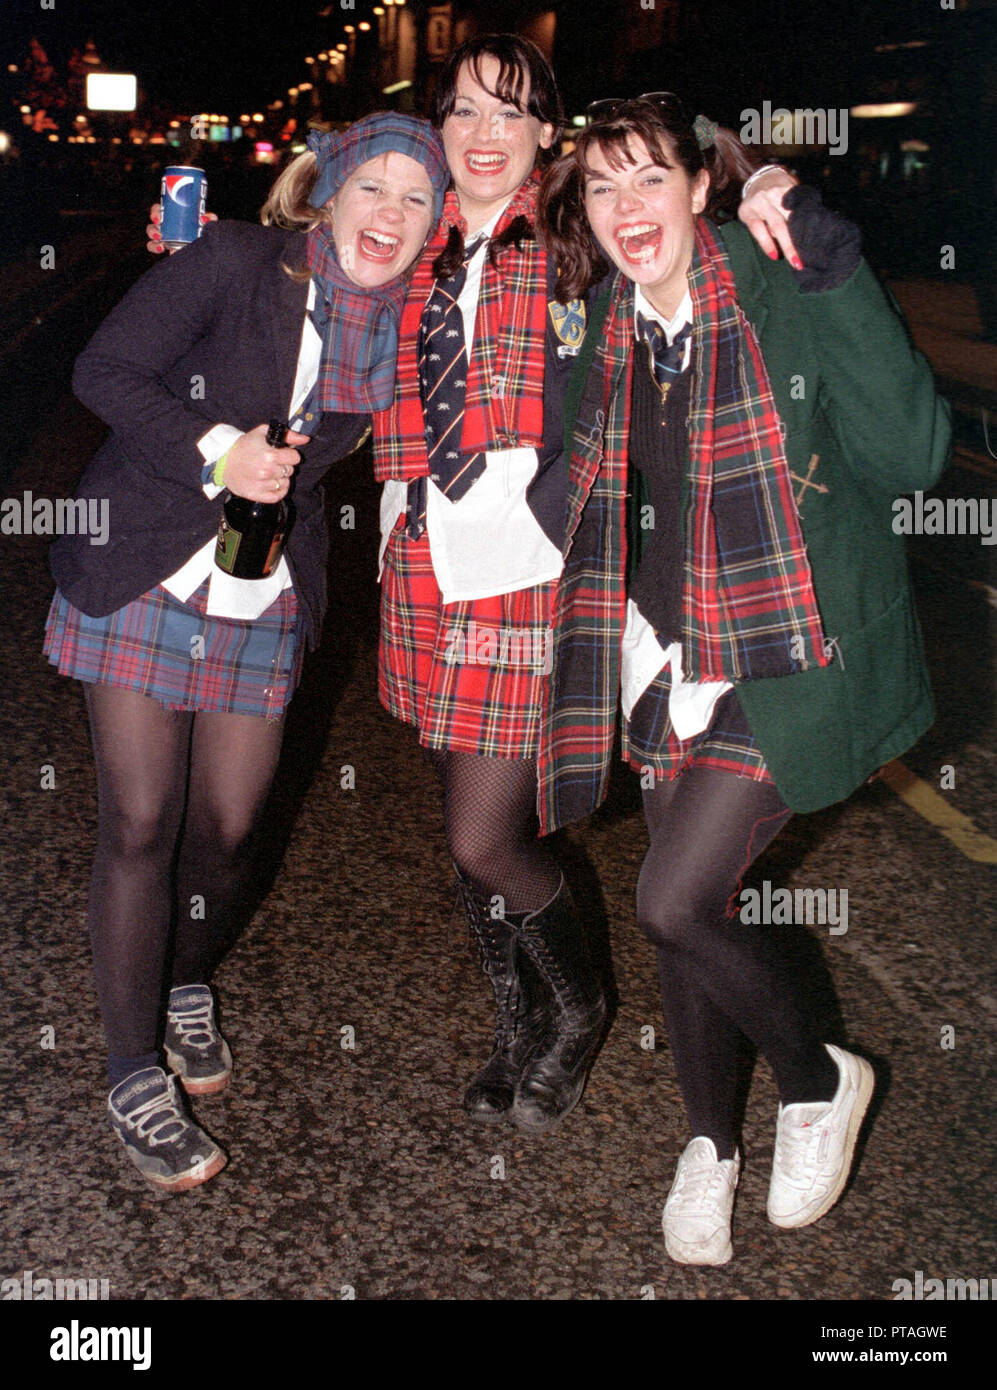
[
  {"left": 212, "top": 449, "right": 230, "bottom": 487},
  {"left": 741, "top": 163, "right": 786, "bottom": 201}
]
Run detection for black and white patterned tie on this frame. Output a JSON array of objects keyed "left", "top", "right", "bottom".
[
  {"left": 636, "top": 312, "right": 691, "bottom": 402},
  {"left": 406, "top": 235, "right": 487, "bottom": 539}
]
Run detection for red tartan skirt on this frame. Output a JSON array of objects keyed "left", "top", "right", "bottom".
[
  {"left": 43, "top": 579, "right": 302, "bottom": 721},
  {"left": 378, "top": 519, "right": 555, "bottom": 758}
]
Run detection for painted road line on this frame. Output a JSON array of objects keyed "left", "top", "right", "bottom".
[{"left": 880, "top": 759, "right": 997, "bottom": 864}]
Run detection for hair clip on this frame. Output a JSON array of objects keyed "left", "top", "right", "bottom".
[{"left": 693, "top": 114, "right": 717, "bottom": 150}]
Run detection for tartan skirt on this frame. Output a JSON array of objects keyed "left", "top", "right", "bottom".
[
  {"left": 622, "top": 664, "right": 773, "bottom": 786},
  {"left": 43, "top": 578, "right": 303, "bottom": 721},
  {"left": 378, "top": 519, "right": 556, "bottom": 758}
]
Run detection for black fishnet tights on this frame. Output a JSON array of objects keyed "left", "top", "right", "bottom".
[
  {"left": 425, "top": 749, "right": 561, "bottom": 913},
  {"left": 638, "top": 768, "right": 839, "bottom": 1158},
  {"left": 84, "top": 684, "right": 285, "bottom": 1079}
]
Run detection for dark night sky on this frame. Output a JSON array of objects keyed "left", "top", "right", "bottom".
[
  {"left": 4, "top": 0, "right": 977, "bottom": 118},
  {"left": 7, "top": 0, "right": 330, "bottom": 112}
]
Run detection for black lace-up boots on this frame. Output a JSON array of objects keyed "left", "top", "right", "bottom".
[
  {"left": 456, "top": 870, "right": 548, "bottom": 1123},
  {"left": 508, "top": 875, "right": 607, "bottom": 1134}
]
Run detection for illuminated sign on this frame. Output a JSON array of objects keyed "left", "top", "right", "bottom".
[{"left": 86, "top": 74, "right": 138, "bottom": 112}]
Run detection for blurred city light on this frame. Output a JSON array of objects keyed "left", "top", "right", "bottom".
[
  {"left": 86, "top": 74, "right": 137, "bottom": 112},
  {"left": 851, "top": 102, "right": 918, "bottom": 118}
]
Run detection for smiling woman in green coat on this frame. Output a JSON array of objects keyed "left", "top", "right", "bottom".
[{"left": 537, "top": 96, "right": 951, "bottom": 1267}]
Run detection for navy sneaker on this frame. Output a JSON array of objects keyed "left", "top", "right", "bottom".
[
  {"left": 164, "top": 985, "right": 232, "bottom": 1095},
  {"left": 107, "top": 1066, "right": 226, "bottom": 1191}
]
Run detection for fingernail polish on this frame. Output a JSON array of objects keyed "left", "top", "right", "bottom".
[
  {"left": 768, "top": 249, "right": 778, "bottom": 260},
  {"left": 792, "top": 256, "right": 803, "bottom": 270}
]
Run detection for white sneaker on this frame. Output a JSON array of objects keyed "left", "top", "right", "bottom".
[
  {"left": 662, "top": 1137, "right": 741, "bottom": 1266},
  {"left": 767, "top": 1043, "right": 875, "bottom": 1229}
]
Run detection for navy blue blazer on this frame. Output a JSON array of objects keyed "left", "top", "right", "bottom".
[{"left": 52, "top": 221, "right": 372, "bottom": 649}]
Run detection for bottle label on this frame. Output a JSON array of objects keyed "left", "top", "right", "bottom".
[{"left": 215, "top": 518, "right": 241, "bottom": 573}]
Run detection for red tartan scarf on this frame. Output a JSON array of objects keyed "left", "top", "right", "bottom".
[
  {"left": 682, "top": 217, "right": 830, "bottom": 680},
  {"left": 371, "top": 174, "right": 547, "bottom": 480},
  {"left": 538, "top": 220, "right": 832, "bottom": 834}
]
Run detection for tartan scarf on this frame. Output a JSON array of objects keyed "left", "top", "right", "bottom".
[
  {"left": 372, "top": 175, "right": 547, "bottom": 480},
  {"left": 305, "top": 222, "right": 408, "bottom": 413},
  {"left": 538, "top": 219, "right": 829, "bottom": 834},
  {"left": 682, "top": 217, "right": 830, "bottom": 680}
]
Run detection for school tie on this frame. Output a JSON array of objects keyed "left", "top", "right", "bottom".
[
  {"left": 636, "top": 313, "right": 691, "bottom": 401},
  {"left": 406, "top": 235, "right": 487, "bottom": 539}
]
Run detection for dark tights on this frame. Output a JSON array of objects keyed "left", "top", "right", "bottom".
[
  {"left": 425, "top": 749, "right": 561, "bottom": 913},
  {"left": 84, "top": 684, "right": 285, "bottom": 1083},
  {"left": 638, "top": 768, "right": 838, "bottom": 1159}
]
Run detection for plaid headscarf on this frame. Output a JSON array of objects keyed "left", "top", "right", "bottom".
[
  {"left": 304, "top": 114, "right": 450, "bottom": 414},
  {"left": 538, "top": 218, "right": 830, "bottom": 834},
  {"left": 308, "top": 114, "right": 449, "bottom": 227},
  {"left": 372, "top": 174, "right": 547, "bottom": 480}
]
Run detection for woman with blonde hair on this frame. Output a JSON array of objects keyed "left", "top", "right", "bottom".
[{"left": 46, "top": 114, "right": 449, "bottom": 1190}]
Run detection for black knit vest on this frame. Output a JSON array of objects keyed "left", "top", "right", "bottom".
[{"left": 627, "top": 351, "right": 692, "bottom": 648}]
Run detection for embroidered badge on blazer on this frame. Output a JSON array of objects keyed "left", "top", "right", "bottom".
[{"left": 548, "top": 298, "right": 586, "bottom": 357}]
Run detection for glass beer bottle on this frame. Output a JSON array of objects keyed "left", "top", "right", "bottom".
[{"left": 214, "top": 419, "right": 289, "bottom": 579}]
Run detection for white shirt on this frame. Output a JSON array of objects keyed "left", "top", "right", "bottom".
[
  {"left": 624, "top": 285, "right": 732, "bottom": 740},
  {"left": 161, "top": 281, "right": 322, "bottom": 619},
  {"left": 378, "top": 201, "right": 564, "bottom": 604}
]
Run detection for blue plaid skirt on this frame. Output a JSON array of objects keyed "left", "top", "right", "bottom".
[
  {"left": 43, "top": 579, "right": 303, "bottom": 721},
  {"left": 623, "top": 667, "right": 772, "bottom": 785}
]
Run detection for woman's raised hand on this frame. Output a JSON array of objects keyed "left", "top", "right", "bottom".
[
  {"left": 738, "top": 168, "right": 803, "bottom": 268},
  {"left": 222, "top": 426, "right": 311, "bottom": 502},
  {"left": 146, "top": 202, "right": 217, "bottom": 254}
]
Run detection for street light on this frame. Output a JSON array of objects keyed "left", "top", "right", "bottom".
[{"left": 851, "top": 103, "right": 917, "bottom": 118}]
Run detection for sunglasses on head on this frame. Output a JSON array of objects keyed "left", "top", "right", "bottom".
[{"left": 585, "top": 92, "right": 691, "bottom": 125}]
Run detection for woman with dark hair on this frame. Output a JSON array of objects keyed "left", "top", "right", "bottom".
[
  {"left": 371, "top": 41, "right": 803, "bottom": 1137},
  {"left": 537, "top": 97, "right": 949, "bottom": 1261},
  {"left": 45, "top": 115, "right": 449, "bottom": 1190},
  {"left": 371, "top": 34, "right": 605, "bottom": 1135}
]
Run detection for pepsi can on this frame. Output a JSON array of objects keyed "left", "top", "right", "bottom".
[{"left": 160, "top": 166, "right": 208, "bottom": 249}]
